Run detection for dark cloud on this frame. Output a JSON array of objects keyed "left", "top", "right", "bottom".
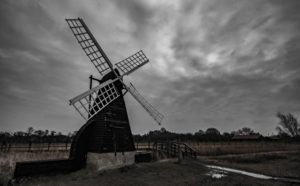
[
  {"left": 0, "top": 0, "right": 299, "bottom": 135},
  {"left": 158, "top": 0, "right": 300, "bottom": 133}
]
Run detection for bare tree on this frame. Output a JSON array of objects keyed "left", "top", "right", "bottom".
[
  {"left": 34, "top": 130, "right": 45, "bottom": 143},
  {"left": 50, "top": 131, "right": 56, "bottom": 136},
  {"left": 27, "top": 127, "right": 34, "bottom": 136},
  {"left": 276, "top": 112, "right": 299, "bottom": 137},
  {"left": 34, "top": 130, "right": 44, "bottom": 137},
  {"left": 44, "top": 129, "right": 49, "bottom": 137}
]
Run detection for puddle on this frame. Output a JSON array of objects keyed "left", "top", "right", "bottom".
[
  {"left": 206, "top": 169, "right": 227, "bottom": 179},
  {"left": 157, "top": 159, "right": 173, "bottom": 163},
  {"left": 206, "top": 165, "right": 272, "bottom": 179},
  {"left": 206, "top": 165, "right": 300, "bottom": 184}
]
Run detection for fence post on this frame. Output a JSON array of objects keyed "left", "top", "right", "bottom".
[
  {"left": 167, "top": 143, "right": 170, "bottom": 157},
  {"left": 178, "top": 144, "right": 182, "bottom": 163},
  {"left": 28, "top": 141, "right": 32, "bottom": 152},
  {"left": 48, "top": 142, "right": 51, "bottom": 151}
]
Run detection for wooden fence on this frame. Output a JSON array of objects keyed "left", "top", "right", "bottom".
[{"left": 0, "top": 143, "right": 70, "bottom": 152}]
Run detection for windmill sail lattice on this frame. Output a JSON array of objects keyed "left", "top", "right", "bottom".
[
  {"left": 115, "top": 50, "right": 149, "bottom": 76},
  {"left": 66, "top": 18, "right": 164, "bottom": 126},
  {"left": 69, "top": 79, "right": 120, "bottom": 121},
  {"left": 127, "top": 83, "right": 164, "bottom": 125},
  {"left": 66, "top": 18, "right": 113, "bottom": 75}
]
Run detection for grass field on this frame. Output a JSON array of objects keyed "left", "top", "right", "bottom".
[
  {"left": 187, "top": 142, "right": 300, "bottom": 155},
  {"left": 15, "top": 159, "right": 300, "bottom": 186},
  {"left": 135, "top": 141, "right": 300, "bottom": 155}
]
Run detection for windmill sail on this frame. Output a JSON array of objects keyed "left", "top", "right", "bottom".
[
  {"left": 127, "top": 83, "right": 164, "bottom": 125},
  {"left": 115, "top": 50, "right": 149, "bottom": 76},
  {"left": 66, "top": 18, "right": 114, "bottom": 76},
  {"left": 69, "top": 79, "right": 120, "bottom": 120},
  {"left": 66, "top": 18, "right": 165, "bottom": 125}
]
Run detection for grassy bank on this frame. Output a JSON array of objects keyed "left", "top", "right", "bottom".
[
  {"left": 16, "top": 159, "right": 298, "bottom": 186},
  {"left": 201, "top": 151, "right": 300, "bottom": 178}
]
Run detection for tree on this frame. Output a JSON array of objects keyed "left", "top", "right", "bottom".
[
  {"left": 27, "top": 127, "right": 34, "bottom": 136},
  {"left": 44, "top": 130, "right": 49, "bottom": 137},
  {"left": 14, "top": 131, "right": 26, "bottom": 137},
  {"left": 50, "top": 131, "right": 56, "bottom": 136},
  {"left": 234, "top": 127, "right": 255, "bottom": 135},
  {"left": 205, "top": 128, "right": 220, "bottom": 135},
  {"left": 160, "top": 127, "right": 167, "bottom": 133},
  {"left": 203, "top": 128, "right": 221, "bottom": 141},
  {"left": 222, "top": 132, "right": 232, "bottom": 140},
  {"left": 195, "top": 129, "right": 204, "bottom": 136},
  {"left": 13, "top": 131, "right": 26, "bottom": 142},
  {"left": 34, "top": 130, "right": 44, "bottom": 137},
  {"left": 276, "top": 112, "right": 299, "bottom": 137}
]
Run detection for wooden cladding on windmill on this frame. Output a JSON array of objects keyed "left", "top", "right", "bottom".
[{"left": 66, "top": 17, "right": 164, "bottom": 125}]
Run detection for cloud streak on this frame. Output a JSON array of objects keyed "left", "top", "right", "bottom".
[{"left": 0, "top": 0, "right": 300, "bottom": 135}]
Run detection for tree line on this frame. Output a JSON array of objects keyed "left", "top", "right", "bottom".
[
  {"left": 134, "top": 127, "right": 257, "bottom": 143},
  {"left": 1, "top": 112, "right": 299, "bottom": 144},
  {"left": 134, "top": 112, "right": 300, "bottom": 142},
  {"left": 0, "top": 127, "right": 77, "bottom": 144}
]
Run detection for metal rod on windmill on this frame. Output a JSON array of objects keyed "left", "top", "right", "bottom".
[{"left": 66, "top": 17, "right": 164, "bottom": 125}]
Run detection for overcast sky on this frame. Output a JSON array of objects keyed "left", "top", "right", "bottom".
[{"left": 0, "top": 0, "right": 300, "bottom": 135}]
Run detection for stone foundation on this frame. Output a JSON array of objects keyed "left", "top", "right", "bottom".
[{"left": 86, "top": 151, "right": 135, "bottom": 171}]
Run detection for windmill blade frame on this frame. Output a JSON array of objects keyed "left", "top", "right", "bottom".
[
  {"left": 69, "top": 79, "right": 120, "bottom": 121},
  {"left": 66, "top": 17, "right": 164, "bottom": 125},
  {"left": 115, "top": 50, "right": 149, "bottom": 76},
  {"left": 127, "top": 83, "right": 164, "bottom": 125},
  {"left": 66, "top": 18, "right": 114, "bottom": 76}
]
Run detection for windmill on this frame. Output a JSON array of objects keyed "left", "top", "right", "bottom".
[
  {"left": 12, "top": 18, "right": 165, "bottom": 178},
  {"left": 65, "top": 18, "right": 164, "bottom": 155}
]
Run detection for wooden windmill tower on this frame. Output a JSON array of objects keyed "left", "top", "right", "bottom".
[{"left": 65, "top": 18, "right": 164, "bottom": 161}]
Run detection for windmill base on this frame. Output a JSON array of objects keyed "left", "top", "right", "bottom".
[{"left": 86, "top": 151, "right": 135, "bottom": 171}]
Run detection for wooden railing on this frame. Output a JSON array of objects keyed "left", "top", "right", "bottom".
[
  {"left": 157, "top": 141, "right": 197, "bottom": 159},
  {"left": 136, "top": 141, "right": 197, "bottom": 159}
]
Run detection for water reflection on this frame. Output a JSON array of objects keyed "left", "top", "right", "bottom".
[{"left": 206, "top": 165, "right": 300, "bottom": 184}]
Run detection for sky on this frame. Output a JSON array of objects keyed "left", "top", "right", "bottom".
[{"left": 0, "top": 0, "right": 300, "bottom": 135}]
